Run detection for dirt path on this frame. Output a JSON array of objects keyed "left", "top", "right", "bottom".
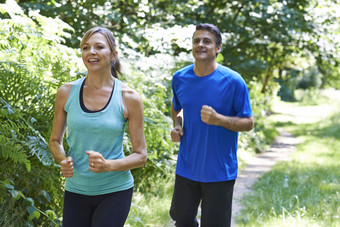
[
  {"left": 231, "top": 89, "right": 340, "bottom": 226},
  {"left": 231, "top": 129, "right": 301, "bottom": 226}
]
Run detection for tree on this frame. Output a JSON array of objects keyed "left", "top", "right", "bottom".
[{"left": 18, "top": 0, "right": 340, "bottom": 94}]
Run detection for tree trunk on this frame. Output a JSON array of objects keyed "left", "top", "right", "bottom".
[{"left": 261, "top": 64, "right": 273, "bottom": 93}]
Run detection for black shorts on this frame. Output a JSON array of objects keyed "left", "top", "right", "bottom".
[{"left": 170, "top": 175, "right": 235, "bottom": 227}]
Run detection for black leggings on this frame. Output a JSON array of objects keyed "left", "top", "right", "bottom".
[{"left": 63, "top": 188, "right": 133, "bottom": 227}]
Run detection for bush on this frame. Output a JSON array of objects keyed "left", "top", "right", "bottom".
[{"left": 0, "top": 1, "right": 82, "bottom": 225}]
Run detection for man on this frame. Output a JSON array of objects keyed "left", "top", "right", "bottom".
[{"left": 170, "top": 23, "right": 254, "bottom": 227}]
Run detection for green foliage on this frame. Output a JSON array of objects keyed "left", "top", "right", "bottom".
[
  {"left": 0, "top": 179, "right": 61, "bottom": 226},
  {"left": 277, "top": 65, "right": 323, "bottom": 101},
  {"left": 0, "top": 0, "right": 83, "bottom": 137},
  {"left": 296, "top": 66, "right": 322, "bottom": 90},
  {"left": 121, "top": 50, "right": 184, "bottom": 191},
  {"left": 1, "top": 100, "right": 31, "bottom": 171},
  {"left": 0, "top": 99, "right": 63, "bottom": 226},
  {"left": 17, "top": 0, "right": 339, "bottom": 94},
  {"left": 276, "top": 67, "right": 300, "bottom": 101},
  {"left": 0, "top": 1, "right": 83, "bottom": 225}
]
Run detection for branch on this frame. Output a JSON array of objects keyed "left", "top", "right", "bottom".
[{"left": 233, "top": 3, "right": 244, "bottom": 22}]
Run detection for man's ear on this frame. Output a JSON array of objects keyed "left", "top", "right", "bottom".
[{"left": 216, "top": 44, "right": 222, "bottom": 54}]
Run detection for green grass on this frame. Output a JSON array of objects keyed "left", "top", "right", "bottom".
[
  {"left": 125, "top": 175, "right": 175, "bottom": 227},
  {"left": 236, "top": 91, "right": 340, "bottom": 227}
]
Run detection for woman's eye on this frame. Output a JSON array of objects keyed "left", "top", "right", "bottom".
[{"left": 82, "top": 46, "right": 88, "bottom": 50}]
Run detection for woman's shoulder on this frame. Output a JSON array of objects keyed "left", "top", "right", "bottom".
[
  {"left": 120, "top": 82, "right": 143, "bottom": 119},
  {"left": 56, "top": 79, "right": 82, "bottom": 103},
  {"left": 121, "top": 82, "right": 142, "bottom": 104},
  {"left": 57, "top": 81, "right": 74, "bottom": 95}
]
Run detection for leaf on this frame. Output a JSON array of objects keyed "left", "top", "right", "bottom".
[
  {"left": 30, "top": 117, "right": 37, "bottom": 124},
  {"left": 26, "top": 197, "right": 34, "bottom": 206},
  {"left": 27, "top": 205, "right": 36, "bottom": 215},
  {"left": 10, "top": 189, "right": 19, "bottom": 199},
  {"left": 24, "top": 221, "right": 34, "bottom": 227},
  {"left": 4, "top": 104, "right": 14, "bottom": 115},
  {"left": 45, "top": 210, "right": 56, "bottom": 220},
  {"left": 40, "top": 190, "right": 51, "bottom": 202},
  {"left": 5, "top": 184, "right": 14, "bottom": 190},
  {"left": 27, "top": 206, "right": 40, "bottom": 220}
]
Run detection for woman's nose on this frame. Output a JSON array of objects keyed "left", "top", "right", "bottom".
[{"left": 89, "top": 47, "right": 96, "bottom": 54}]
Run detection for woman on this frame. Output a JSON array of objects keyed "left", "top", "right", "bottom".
[{"left": 49, "top": 27, "right": 147, "bottom": 227}]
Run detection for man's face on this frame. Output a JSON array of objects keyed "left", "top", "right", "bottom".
[{"left": 192, "top": 30, "right": 221, "bottom": 62}]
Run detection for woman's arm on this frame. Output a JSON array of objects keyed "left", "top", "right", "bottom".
[{"left": 49, "top": 84, "right": 74, "bottom": 177}]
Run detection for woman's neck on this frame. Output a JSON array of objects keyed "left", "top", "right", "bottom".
[{"left": 85, "top": 72, "right": 114, "bottom": 90}]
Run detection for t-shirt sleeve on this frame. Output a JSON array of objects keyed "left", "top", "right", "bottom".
[
  {"left": 172, "top": 75, "right": 182, "bottom": 111},
  {"left": 233, "top": 77, "right": 253, "bottom": 118}
]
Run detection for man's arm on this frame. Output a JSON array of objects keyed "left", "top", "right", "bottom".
[
  {"left": 201, "top": 105, "right": 254, "bottom": 132},
  {"left": 171, "top": 101, "right": 182, "bottom": 127},
  {"left": 171, "top": 101, "right": 183, "bottom": 142}
]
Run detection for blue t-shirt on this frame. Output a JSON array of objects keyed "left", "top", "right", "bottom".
[
  {"left": 64, "top": 77, "right": 134, "bottom": 195},
  {"left": 172, "top": 64, "right": 253, "bottom": 182}
]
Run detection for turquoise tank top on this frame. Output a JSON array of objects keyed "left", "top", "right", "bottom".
[{"left": 64, "top": 77, "right": 133, "bottom": 195}]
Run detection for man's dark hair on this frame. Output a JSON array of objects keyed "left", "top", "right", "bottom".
[{"left": 193, "top": 23, "right": 222, "bottom": 47}]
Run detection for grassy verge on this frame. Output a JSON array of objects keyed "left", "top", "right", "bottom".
[
  {"left": 125, "top": 175, "right": 175, "bottom": 227},
  {"left": 236, "top": 90, "right": 340, "bottom": 227}
]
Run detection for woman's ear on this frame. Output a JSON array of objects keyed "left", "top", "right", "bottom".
[{"left": 111, "top": 50, "right": 118, "bottom": 61}]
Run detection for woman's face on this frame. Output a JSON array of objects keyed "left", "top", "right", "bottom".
[{"left": 81, "top": 32, "right": 115, "bottom": 73}]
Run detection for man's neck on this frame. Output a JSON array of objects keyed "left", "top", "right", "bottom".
[{"left": 193, "top": 61, "right": 218, "bottom": 77}]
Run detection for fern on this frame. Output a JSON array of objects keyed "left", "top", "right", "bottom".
[
  {"left": 0, "top": 2, "right": 79, "bottom": 225},
  {"left": 0, "top": 98, "right": 54, "bottom": 166},
  {"left": 0, "top": 131, "right": 31, "bottom": 172}
]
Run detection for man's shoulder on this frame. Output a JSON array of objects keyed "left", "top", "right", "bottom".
[
  {"left": 217, "top": 65, "right": 245, "bottom": 82},
  {"left": 217, "top": 65, "right": 240, "bottom": 76},
  {"left": 174, "top": 64, "right": 194, "bottom": 77}
]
